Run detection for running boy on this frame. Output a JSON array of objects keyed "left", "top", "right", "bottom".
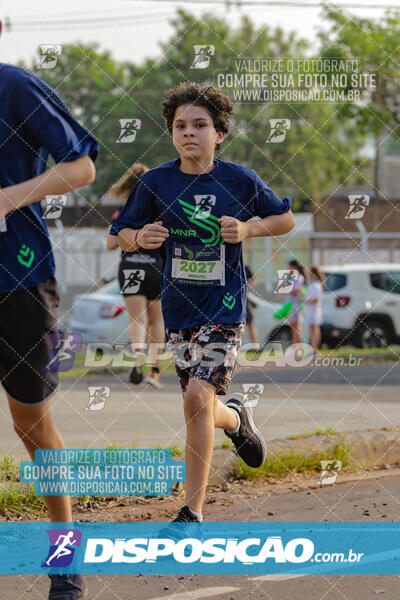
[
  {"left": 110, "top": 82, "right": 295, "bottom": 524},
  {"left": 0, "top": 64, "right": 98, "bottom": 599}
]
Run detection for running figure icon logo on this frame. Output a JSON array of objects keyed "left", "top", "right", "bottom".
[
  {"left": 345, "top": 195, "right": 370, "bottom": 219},
  {"left": 242, "top": 383, "right": 264, "bottom": 408},
  {"left": 274, "top": 270, "right": 299, "bottom": 294},
  {"left": 121, "top": 269, "right": 145, "bottom": 294},
  {"left": 116, "top": 119, "right": 141, "bottom": 143},
  {"left": 319, "top": 460, "right": 342, "bottom": 485},
  {"left": 266, "top": 118, "right": 291, "bottom": 143},
  {"left": 85, "top": 386, "right": 111, "bottom": 411},
  {"left": 43, "top": 195, "right": 67, "bottom": 219},
  {"left": 42, "top": 529, "right": 82, "bottom": 568},
  {"left": 43, "top": 334, "right": 82, "bottom": 372},
  {"left": 192, "top": 195, "right": 216, "bottom": 219},
  {"left": 38, "top": 44, "right": 62, "bottom": 69},
  {"left": 190, "top": 45, "right": 215, "bottom": 69}
]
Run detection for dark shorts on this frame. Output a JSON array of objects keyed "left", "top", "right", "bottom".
[
  {"left": 118, "top": 257, "right": 162, "bottom": 301},
  {"left": 0, "top": 276, "right": 60, "bottom": 405},
  {"left": 166, "top": 323, "right": 245, "bottom": 396}
]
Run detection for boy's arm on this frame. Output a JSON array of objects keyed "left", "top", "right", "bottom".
[
  {"left": 0, "top": 155, "right": 95, "bottom": 220},
  {"left": 219, "top": 210, "right": 295, "bottom": 243},
  {"left": 117, "top": 221, "right": 169, "bottom": 252},
  {"left": 107, "top": 234, "right": 119, "bottom": 251}
]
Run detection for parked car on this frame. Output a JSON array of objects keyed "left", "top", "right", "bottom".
[
  {"left": 242, "top": 291, "right": 292, "bottom": 349},
  {"left": 68, "top": 279, "right": 291, "bottom": 349},
  {"left": 68, "top": 280, "right": 130, "bottom": 344},
  {"left": 321, "top": 263, "right": 400, "bottom": 348}
]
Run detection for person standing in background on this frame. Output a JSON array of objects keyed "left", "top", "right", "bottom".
[
  {"left": 107, "top": 163, "right": 165, "bottom": 388},
  {"left": 304, "top": 266, "right": 325, "bottom": 355},
  {"left": 286, "top": 259, "right": 306, "bottom": 345}
]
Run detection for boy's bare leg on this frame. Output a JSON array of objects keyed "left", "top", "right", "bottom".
[
  {"left": 123, "top": 294, "right": 148, "bottom": 351},
  {"left": 7, "top": 395, "right": 72, "bottom": 522},
  {"left": 183, "top": 378, "right": 238, "bottom": 514}
]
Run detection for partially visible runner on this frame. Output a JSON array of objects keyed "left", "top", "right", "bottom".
[
  {"left": 110, "top": 82, "right": 295, "bottom": 527},
  {"left": 285, "top": 259, "right": 306, "bottom": 345},
  {"left": 304, "top": 266, "right": 325, "bottom": 355},
  {"left": 244, "top": 264, "right": 260, "bottom": 350},
  {"left": 0, "top": 64, "right": 98, "bottom": 600},
  {"left": 107, "top": 163, "right": 164, "bottom": 388}
]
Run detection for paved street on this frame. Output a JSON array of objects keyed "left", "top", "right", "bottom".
[
  {"left": 2, "top": 472, "right": 400, "bottom": 599},
  {"left": 0, "top": 364, "right": 398, "bottom": 457}
]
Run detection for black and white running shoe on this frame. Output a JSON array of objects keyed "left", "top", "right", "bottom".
[
  {"left": 159, "top": 505, "right": 202, "bottom": 541},
  {"left": 129, "top": 366, "right": 143, "bottom": 384},
  {"left": 224, "top": 393, "right": 267, "bottom": 468}
]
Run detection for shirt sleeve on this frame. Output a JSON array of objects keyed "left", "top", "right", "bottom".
[
  {"left": 109, "top": 179, "right": 157, "bottom": 235},
  {"left": 15, "top": 69, "right": 98, "bottom": 164},
  {"left": 249, "top": 172, "right": 292, "bottom": 218}
]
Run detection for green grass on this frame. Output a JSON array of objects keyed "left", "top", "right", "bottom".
[
  {"left": 287, "top": 427, "right": 337, "bottom": 440},
  {"left": 0, "top": 455, "right": 45, "bottom": 517},
  {"left": 238, "top": 440, "right": 351, "bottom": 481},
  {"left": 0, "top": 444, "right": 185, "bottom": 518},
  {"left": 220, "top": 439, "right": 233, "bottom": 450}
]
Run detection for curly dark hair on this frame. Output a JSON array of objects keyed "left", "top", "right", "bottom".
[{"left": 161, "top": 82, "right": 234, "bottom": 150}]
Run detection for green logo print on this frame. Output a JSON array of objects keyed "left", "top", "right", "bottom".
[
  {"left": 17, "top": 244, "right": 35, "bottom": 268},
  {"left": 222, "top": 293, "right": 236, "bottom": 310},
  {"left": 178, "top": 199, "right": 222, "bottom": 246},
  {"left": 183, "top": 246, "right": 194, "bottom": 260}
]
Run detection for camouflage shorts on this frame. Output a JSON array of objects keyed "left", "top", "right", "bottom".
[{"left": 166, "top": 323, "right": 245, "bottom": 396}]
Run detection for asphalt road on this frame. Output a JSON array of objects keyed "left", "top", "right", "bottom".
[
  {"left": 2, "top": 472, "right": 400, "bottom": 599},
  {"left": 0, "top": 364, "right": 398, "bottom": 454}
]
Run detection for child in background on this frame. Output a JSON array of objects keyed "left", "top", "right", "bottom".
[
  {"left": 286, "top": 259, "right": 306, "bottom": 344},
  {"left": 304, "top": 266, "right": 325, "bottom": 354}
]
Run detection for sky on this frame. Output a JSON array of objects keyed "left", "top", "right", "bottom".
[{"left": 1, "top": 0, "right": 398, "bottom": 67}]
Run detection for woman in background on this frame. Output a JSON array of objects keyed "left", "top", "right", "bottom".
[
  {"left": 304, "top": 266, "right": 325, "bottom": 355},
  {"left": 107, "top": 163, "right": 164, "bottom": 388},
  {"left": 286, "top": 259, "right": 306, "bottom": 345}
]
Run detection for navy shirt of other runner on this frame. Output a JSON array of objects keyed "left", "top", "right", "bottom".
[
  {"left": 110, "top": 157, "right": 292, "bottom": 329},
  {"left": 0, "top": 64, "right": 99, "bottom": 293}
]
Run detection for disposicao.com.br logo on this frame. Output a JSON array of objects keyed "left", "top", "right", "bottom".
[{"left": 83, "top": 535, "right": 363, "bottom": 566}]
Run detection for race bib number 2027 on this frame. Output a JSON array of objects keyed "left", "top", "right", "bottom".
[{"left": 171, "top": 243, "right": 225, "bottom": 286}]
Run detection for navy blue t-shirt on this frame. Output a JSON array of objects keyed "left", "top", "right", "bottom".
[
  {"left": 110, "top": 158, "right": 292, "bottom": 329},
  {"left": 0, "top": 64, "right": 98, "bottom": 293}
]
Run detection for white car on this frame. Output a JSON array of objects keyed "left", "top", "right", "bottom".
[
  {"left": 321, "top": 263, "right": 400, "bottom": 348},
  {"left": 243, "top": 291, "right": 292, "bottom": 349}
]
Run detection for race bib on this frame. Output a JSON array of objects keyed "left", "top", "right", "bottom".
[{"left": 171, "top": 243, "right": 225, "bottom": 286}]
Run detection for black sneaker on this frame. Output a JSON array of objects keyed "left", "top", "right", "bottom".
[
  {"left": 159, "top": 505, "right": 202, "bottom": 541},
  {"left": 129, "top": 365, "right": 143, "bottom": 384},
  {"left": 48, "top": 574, "right": 86, "bottom": 600},
  {"left": 224, "top": 393, "right": 267, "bottom": 468}
]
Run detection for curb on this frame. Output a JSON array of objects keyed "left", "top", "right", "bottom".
[{"left": 210, "top": 428, "right": 400, "bottom": 485}]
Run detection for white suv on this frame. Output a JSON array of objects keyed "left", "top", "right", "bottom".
[{"left": 321, "top": 263, "right": 400, "bottom": 348}]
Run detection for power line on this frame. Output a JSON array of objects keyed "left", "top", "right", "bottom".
[
  {"left": 6, "top": 13, "right": 173, "bottom": 32},
  {"left": 122, "top": 0, "right": 400, "bottom": 8}
]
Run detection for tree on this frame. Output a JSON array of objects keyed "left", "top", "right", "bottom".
[
  {"left": 318, "top": 8, "right": 400, "bottom": 196},
  {"left": 20, "top": 9, "right": 369, "bottom": 209}
]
